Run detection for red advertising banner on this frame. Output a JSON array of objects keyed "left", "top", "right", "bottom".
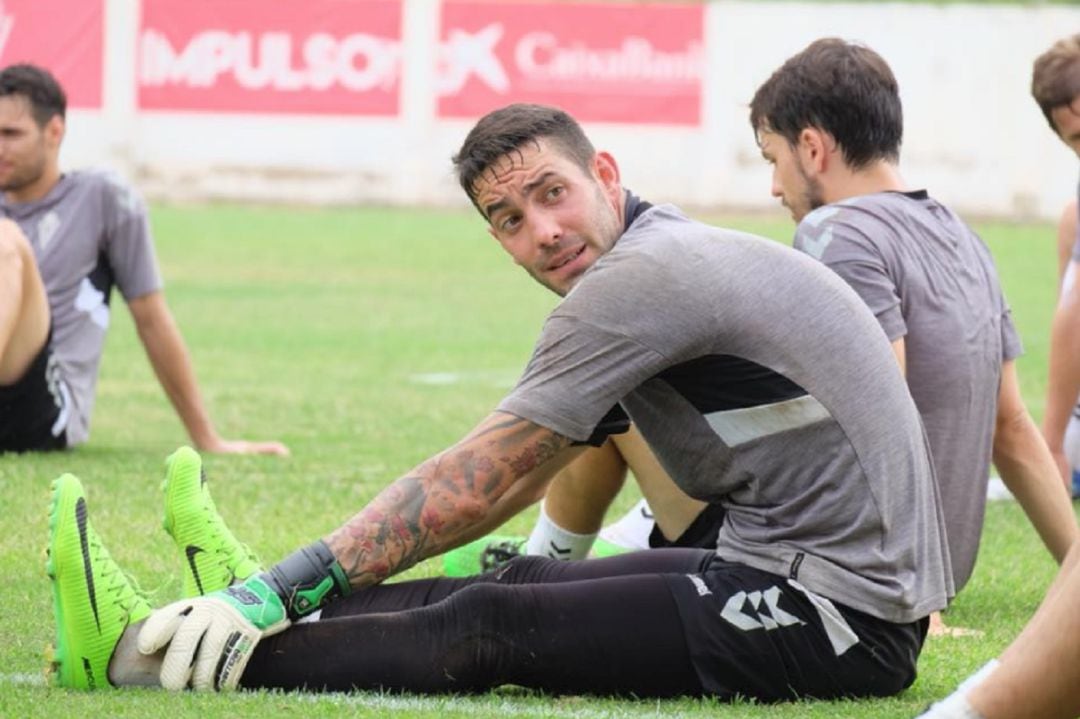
[
  {"left": 0, "top": 0, "right": 104, "bottom": 109},
  {"left": 138, "top": 0, "right": 402, "bottom": 115},
  {"left": 438, "top": 1, "right": 703, "bottom": 125}
]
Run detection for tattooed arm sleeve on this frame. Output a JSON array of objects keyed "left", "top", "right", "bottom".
[{"left": 324, "top": 411, "right": 575, "bottom": 589}]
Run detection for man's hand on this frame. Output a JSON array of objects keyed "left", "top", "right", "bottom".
[
  {"left": 137, "top": 576, "right": 290, "bottom": 691},
  {"left": 196, "top": 437, "right": 290, "bottom": 456}
]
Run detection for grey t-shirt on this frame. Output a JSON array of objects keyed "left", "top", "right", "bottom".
[
  {"left": 499, "top": 203, "right": 953, "bottom": 624},
  {"left": 0, "top": 170, "right": 162, "bottom": 445},
  {"left": 794, "top": 191, "right": 1022, "bottom": 591}
]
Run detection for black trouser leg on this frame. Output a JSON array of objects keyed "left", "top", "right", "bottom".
[
  {"left": 241, "top": 549, "right": 712, "bottom": 696},
  {"left": 319, "top": 547, "right": 713, "bottom": 617}
]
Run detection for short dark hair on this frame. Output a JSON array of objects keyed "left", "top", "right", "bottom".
[
  {"left": 749, "top": 38, "right": 902, "bottom": 169},
  {"left": 1031, "top": 34, "right": 1080, "bottom": 134},
  {"left": 0, "top": 63, "right": 66, "bottom": 127},
  {"left": 452, "top": 104, "right": 596, "bottom": 216}
]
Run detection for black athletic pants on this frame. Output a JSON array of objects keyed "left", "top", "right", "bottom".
[{"left": 241, "top": 549, "right": 927, "bottom": 700}]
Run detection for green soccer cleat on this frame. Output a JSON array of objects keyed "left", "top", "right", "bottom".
[
  {"left": 45, "top": 473, "right": 151, "bottom": 689},
  {"left": 443, "top": 534, "right": 526, "bottom": 576},
  {"left": 162, "top": 446, "right": 262, "bottom": 597},
  {"left": 589, "top": 536, "right": 632, "bottom": 559}
]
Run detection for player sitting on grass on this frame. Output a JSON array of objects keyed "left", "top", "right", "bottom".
[
  {"left": 0, "top": 63, "right": 286, "bottom": 455},
  {"left": 915, "top": 30, "right": 1080, "bottom": 719},
  {"left": 46, "top": 102, "right": 951, "bottom": 701}
]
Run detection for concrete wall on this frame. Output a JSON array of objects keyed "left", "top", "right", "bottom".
[{"left": 59, "top": 0, "right": 1080, "bottom": 220}]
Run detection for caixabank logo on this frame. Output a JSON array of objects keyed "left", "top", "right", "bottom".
[{"left": 436, "top": 1, "right": 704, "bottom": 126}]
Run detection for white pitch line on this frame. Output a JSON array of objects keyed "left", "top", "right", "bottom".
[
  {"left": 0, "top": 671, "right": 666, "bottom": 717},
  {"left": 285, "top": 692, "right": 666, "bottom": 717},
  {"left": 0, "top": 672, "right": 46, "bottom": 686},
  {"left": 408, "top": 369, "right": 519, "bottom": 388}
]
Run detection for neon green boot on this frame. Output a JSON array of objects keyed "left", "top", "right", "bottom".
[
  {"left": 443, "top": 534, "right": 526, "bottom": 576},
  {"left": 162, "top": 446, "right": 261, "bottom": 597},
  {"left": 45, "top": 473, "right": 150, "bottom": 689}
]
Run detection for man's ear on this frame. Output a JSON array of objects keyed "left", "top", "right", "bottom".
[
  {"left": 593, "top": 151, "right": 622, "bottom": 203},
  {"left": 796, "top": 127, "right": 831, "bottom": 176},
  {"left": 43, "top": 114, "right": 65, "bottom": 151}
]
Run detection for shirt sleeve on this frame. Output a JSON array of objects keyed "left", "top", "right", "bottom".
[
  {"left": 98, "top": 171, "right": 163, "bottom": 301},
  {"left": 498, "top": 315, "right": 668, "bottom": 442},
  {"left": 794, "top": 221, "right": 906, "bottom": 341},
  {"left": 1000, "top": 307, "right": 1023, "bottom": 362},
  {"left": 973, "top": 227, "right": 1024, "bottom": 363}
]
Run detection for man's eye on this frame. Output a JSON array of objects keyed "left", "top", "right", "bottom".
[
  {"left": 501, "top": 215, "right": 521, "bottom": 232},
  {"left": 546, "top": 186, "right": 564, "bottom": 200}
]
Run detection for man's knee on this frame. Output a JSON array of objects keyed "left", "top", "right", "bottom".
[
  {"left": 0, "top": 219, "right": 50, "bottom": 384},
  {"left": 0, "top": 220, "right": 35, "bottom": 275},
  {"left": 0, "top": 219, "right": 31, "bottom": 247},
  {"left": 489, "top": 554, "right": 565, "bottom": 584}
]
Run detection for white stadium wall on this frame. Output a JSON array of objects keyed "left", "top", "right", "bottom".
[{"left": 12, "top": 0, "right": 1080, "bottom": 220}]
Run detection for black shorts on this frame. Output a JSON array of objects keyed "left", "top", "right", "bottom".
[
  {"left": 649, "top": 502, "right": 726, "bottom": 549},
  {"left": 666, "top": 555, "right": 928, "bottom": 701},
  {"left": 0, "top": 334, "right": 68, "bottom": 452}
]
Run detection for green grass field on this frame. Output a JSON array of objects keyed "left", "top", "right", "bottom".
[{"left": 0, "top": 203, "right": 1074, "bottom": 718}]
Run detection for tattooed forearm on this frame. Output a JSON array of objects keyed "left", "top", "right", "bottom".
[{"left": 325, "top": 412, "right": 573, "bottom": 589}]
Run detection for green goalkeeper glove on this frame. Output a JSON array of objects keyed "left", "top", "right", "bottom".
[
  {"left": 138, "top": 574, "right": 289, "bottom": 690},
  {"left": 138, "top": 540, "right": 350, "bottom": 691}
]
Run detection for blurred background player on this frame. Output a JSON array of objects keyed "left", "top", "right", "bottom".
[
  {"left": 1034, "top": 34, "right": 1080, "bottom": 497},
  {"left": 0, "top": 63, "right": 287, "bottom": 455}
]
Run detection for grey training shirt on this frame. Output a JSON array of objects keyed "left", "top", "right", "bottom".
[
  {"left": 499, "top": 203, "right": 954, "bottom": 624},
  {"left": 1, "top": 170, "right": 162, "bottom": 445},
  {"left": 795, "top": 191, "right": 1022, "bottom": 591}
]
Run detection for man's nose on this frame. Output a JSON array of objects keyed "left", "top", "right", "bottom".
[{"left": 530, "top": 214, "right": 562, "bottom": 248}]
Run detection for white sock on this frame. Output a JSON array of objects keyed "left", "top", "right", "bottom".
[
  {"left": 955, "top": 659, "right": 999, "bottom": 694},
  {"left": 919, "top": 659, "right": 998, "bottom": 718},
  {"left": 598, "top": 498, "right": 655, "bottom": 550},
  {"left": 525, "top": 503, "right": 596, "bottom": 560}
]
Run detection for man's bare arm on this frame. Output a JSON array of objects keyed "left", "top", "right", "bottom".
[
  {"left": 325, "top": 411, "right": 574, "bottom": 589},
  {"left": 1043, "top": 265, "right": 1080, "bottom": 484},
  {"left": 1055, "top": 200, "right": 1078, "bottom": 286},
  {"left": 995, "top": 361, "right": 1079, "bottom": 563}
]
